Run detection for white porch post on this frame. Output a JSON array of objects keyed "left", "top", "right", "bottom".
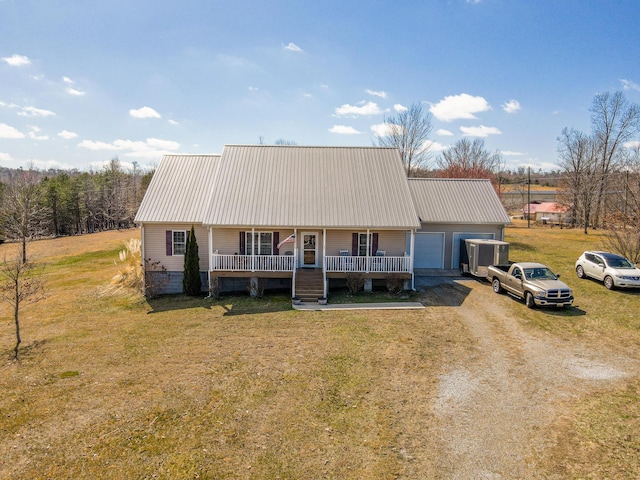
[
  {"left": 251, "top": 227, "right": 255, "bottom": 272},
  {"left": 292, "top": 228, "right": 298, "bottom": 298},
  {"left": 208, "top": 227, "right": 213, "bottom": 291},
  {"left": 323, "top": 228, "right": 327, "bottom": 297},
  {"left": 366, "top": 228, "right": 370, "bottom": 273}
]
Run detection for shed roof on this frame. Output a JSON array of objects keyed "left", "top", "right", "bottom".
[
  {"left": 134, "top": 155, "right": 221, "bottom": 223},
  {"left": 408, "top": 178, "right": 511, "bottom": 225},
  {"left": 202, "top": 145, "right": 420, "bottom": 229}
]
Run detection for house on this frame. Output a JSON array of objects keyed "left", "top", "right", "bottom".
[
  {"left": 408, "top": 178, "right": 511, "bottom": 273},
  {"left": 523, "top": 202, "right": 571, "bottom": 224},
  {"left": 134, "top": 145, "right": 511, "bottom": 298}
]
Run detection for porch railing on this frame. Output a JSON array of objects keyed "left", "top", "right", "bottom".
[
  {"left": 325, "top": 255, "right": 411, "bottom": 273},
  {"left": 211, "top": 254, "right": 295, "bottom": 272}
]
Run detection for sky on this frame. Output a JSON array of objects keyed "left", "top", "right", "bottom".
[{"left": 1, "top": 0, "right": 640, "bottom": 173}]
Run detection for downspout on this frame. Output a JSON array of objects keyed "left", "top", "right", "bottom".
[
  {"left": 140, "top": 224, "right": 145, "bottom": 295},
  {"left": 410, "top": 229, "right": 416, "bottom": 290}
]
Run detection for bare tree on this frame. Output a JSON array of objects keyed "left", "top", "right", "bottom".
[
  {"left": 376, "top": 103, "right": 433, "bottom": 177},
  {"left": 437, "top": 138, "right": 503, "bottom": 180},
  {"left": 0, "top": 167, "right": 47, "bottom": 263},
  {"left": 590, "top": 91, "right": 640, "bottom": 227},
  {"left": 0, "top": 253, "right": 44, "bottom": 360},
  {"left": 557, "top": 128, "right": 600, "bottom": 233}
]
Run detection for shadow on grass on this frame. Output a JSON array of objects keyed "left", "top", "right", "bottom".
[
  {"left": 146, "top": 291, "right": 293, "bottom": 316},
  {"left": 416, "top": 278, "right": 472, "bottom": 307}
]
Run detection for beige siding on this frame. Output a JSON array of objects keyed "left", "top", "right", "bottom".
[
  {"left": 144, "top": 223, "right": 209, "bottom": 272},
  {"left": 325, "top": 229, "right": 407, "bottom": 256},
  {"left": 212, "top": 228, "right": 296, "bottom": 255}
]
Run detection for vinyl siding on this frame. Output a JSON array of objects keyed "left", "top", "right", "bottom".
[{"left": 144, "top": 223, "right": 209, "bottom": 272}]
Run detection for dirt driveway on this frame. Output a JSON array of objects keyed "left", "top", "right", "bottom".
[{"left": 416, "top": 277, "right": 638, "bottom": 479}]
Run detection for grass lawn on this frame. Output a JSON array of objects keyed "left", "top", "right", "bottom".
[{"left": 1, "top": 225, "right": 639, "bottom": 478}]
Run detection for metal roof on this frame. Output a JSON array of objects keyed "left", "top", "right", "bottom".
[
  {"left": 134, "top": 155, "right": 221, "bottom": 223},
  {"left": 408, "top": 178, "right": 511, "bottom": 225},
  {"left": 202, "top": 145, "right": 420, "bottom": 229}
]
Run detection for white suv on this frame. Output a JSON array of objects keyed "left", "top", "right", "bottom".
[{"left": 575, "top": 251, "right": 640, "bottom": 289}]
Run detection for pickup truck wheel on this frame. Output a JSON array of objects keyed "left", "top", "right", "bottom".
[
  {"left": 603, "top": 275, "right": 615, "bottom": 290},
  {"left": 525, "top": 292, "right": 536, "bottom": 309},
  {"left": 492, "top": 278, "right": 503, "bottom": 294},
  {"left": 576, "top": 265, "right": 585, "bottom": 279}
]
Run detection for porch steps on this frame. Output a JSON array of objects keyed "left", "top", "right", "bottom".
[{"left": 295, "top": 269, "right": 324, "bottom": 302}]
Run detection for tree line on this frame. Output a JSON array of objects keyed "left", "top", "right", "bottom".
[{"left": 0, "top": 158, "right": 153, "bottom": 261}]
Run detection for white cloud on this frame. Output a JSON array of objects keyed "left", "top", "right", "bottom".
[
  {"left": 129, "top": 106, "right": 161, "bottom": 119},
  {"left": 621, "top": 79, "right": 640, "bottom": 92},
  {"left": 430, "top": 93, "right": 491, "bottom": 122},
  {"left": 28, "top": 126, "right": 49, "bottom": 141},
  {"left": 0, "top": 152, "right": 14, "bottom": 162},
  {"left": 0, "top": 123, "right": 25, "bottom": 139},
  {"left": 63, "top": 76, "right": 74, "bottom": 84},
  {"left": 467, "top": 0, "right": 482, "bottom": 3},
  {"left": 370, "top": 123, "right": 393, "bottom": 137},
  {"left": 424, "top": 140, "right": 447, "bottom": 152},
  {"left": 66, "top": 87, "right": 86, "bottom": 96},
  {"left": 2, "top": 54, "right": 31, "bottom": 67},
  {"left": 168, "top": 119, "right": 179, "bottom": 125},
  {"left": 284, "top": 42, "right": 303, "bottom": 53},
  {"left": 18, "top": 106, "right": 56, "bottom": 117},
  {"left": 78, "top": 137, "right": 180, "bottom": 159},
  {"left": 31, "top": 158, "right": 76, "bottom": 170},
  {"left": 329, "top": 125, "right": 361, "bottom": 135},
  {"left": 624, "top": 140, "right": 640, "bottom": 149},
  {"left": 366, "top": 89, "right": 387, "bottom": 99},
  {"left": 460, "top": 125, "right": 502, "bottom": 137},
  {"left": 78, "top": 140, "right": 120, "bottom": 151},
  {"left": 58, "top": 130, "right": 78, "bottom": 139},
  {"left": 437, "top": 129, "right": 453, "bottom": 136},
  {"left": 502, "top": 99, "right": 521, "bottom": 114},
  {"left": 394, "top": 104, "right": 408, "bottom": 112},
  {"left": 502, "top": 150, "right": 526, "bottom": 156},
  {"left": 334, "top": 101, "right": 382, "bottom": 117}
]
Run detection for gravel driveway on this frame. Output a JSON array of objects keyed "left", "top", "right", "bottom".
[{"left": 416, "top": 277, "right": 637, "bottom": 479}]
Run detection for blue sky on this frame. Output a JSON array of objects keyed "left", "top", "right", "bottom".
[{"left": 1, "top": 0, "right": 640, "bottom": 172}]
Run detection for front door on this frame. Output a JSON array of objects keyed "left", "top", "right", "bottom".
[{"left": 301, "top": 232, "right": 318, "bottom": 267}]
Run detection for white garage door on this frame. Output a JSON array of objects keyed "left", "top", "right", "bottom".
[
  {"left": 451, "top": 232, "right": 495, "bottom": 269},
  {"left": 414, "top": 232, "right": 445, "bottom": 269}
]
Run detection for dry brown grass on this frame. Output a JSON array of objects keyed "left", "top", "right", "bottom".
[
  {"left": 0, "top": 229, "right": 471, "bottom": 479},
  {"left": 1, "top": 226, "right": 639, "bottom": 478}
]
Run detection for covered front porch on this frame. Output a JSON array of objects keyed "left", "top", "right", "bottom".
[{"left": 207, "top": 227, "right": 416, "bottom": 297}]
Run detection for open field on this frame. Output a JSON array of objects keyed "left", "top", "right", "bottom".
[{"left": 1, "top": 225, "right": 639, "bottom": 478}]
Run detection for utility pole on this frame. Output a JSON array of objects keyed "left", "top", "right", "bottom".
[{"left": 527, "top": 167, "right": 531, "bottom": 228}]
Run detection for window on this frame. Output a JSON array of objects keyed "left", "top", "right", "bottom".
[
  {"left": 245, "top": 232, "right": 273, "bottom": 255},
  {"left": 358, "top": 233, "right": 372, "bottom": 256},
  {"left": 173, "top": 230, "right": 187, "bottom": 255}
]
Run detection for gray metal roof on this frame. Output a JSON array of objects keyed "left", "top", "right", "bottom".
[
  {"left": 134, "top": 155, "right": 221, "bottom": 223},
  {"left": 203, "top": 145, "right": 420, "bottom": 229},
  {"left": 408, "top": 178, "right": 511, "bottom": 225}
]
